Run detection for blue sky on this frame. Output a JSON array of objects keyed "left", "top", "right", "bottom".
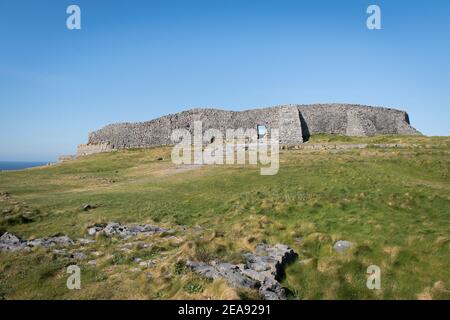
[{"left": 0, "top": 0, "right": 449, "bottom": 161}]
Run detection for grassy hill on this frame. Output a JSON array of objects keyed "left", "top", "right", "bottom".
[{"left": 0, "top": 135, "right": 449, "bottom": 299}]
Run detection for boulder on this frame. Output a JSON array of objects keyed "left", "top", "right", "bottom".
[
  {"left": 187, "top": 243, "right": 297, "bottom": 300},
  {"left": 0, "top": 232, "right": 22, "bottom": 245},
  {"left": 187, "top": 260, "right": 259, "bottom": 289},
  {"left": 82, "top": 204, "right": 94, "bottom": 211},
  {"left": 0, "top": 232, "right": 27, "bottom": 251},
  {"left": 87, "top": 225, "right": 104, "bottom": 236},
  {"left": 259, "top": 278, "right": 287, "bottom": 300},
  {"left": 333, "top": 240, "right": 353, "bottom": 252}
]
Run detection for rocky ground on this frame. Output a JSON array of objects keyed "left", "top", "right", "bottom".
[
  {"left": 187, "top": 243, "right": 298, "bottom": 300},
  {"left": 0, "top": 225, "right": 312, "bottom": 300}
]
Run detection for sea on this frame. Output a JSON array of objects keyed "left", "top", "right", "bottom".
[{"left": 0, "top": 161, "right": 50, "bottom": 171}]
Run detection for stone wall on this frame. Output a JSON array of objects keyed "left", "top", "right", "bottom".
[
  {"left": 77, "top": 143, "right": 113, "bottom": 157},
  {"left": 86, "top": 106, "right": 294, "bottom": 149},
  {"left": 77, "top": 104, "right": 420, "bottom": 155},
  {"left": 296, "top": 104, "right": 420, "bottom": 137}
]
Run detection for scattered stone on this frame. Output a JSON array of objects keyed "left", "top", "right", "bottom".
[
  {"left": 187, "top": 243, "right": 297, "bottom": 300},
  {"left": 333, "top": 240, "right": 353, "bottom": 252},
  {"left": 138, "top": 260, "right": 155, "bottom": 268},
  {"left": 0, "top": 232, "right": 21, "bottom": 244},
  {"left": 52, "top": 249, "right": 70, "bottom": 258},
  {"left": 51, "top": 249, "right": 88, "bottom": 261},
  {"left": 133, "top": 257, "right": 142, "bottom": 263},
  {"left": 87, "top": 260, "right": 97, "bottom": 266},
  {"left": 77, "top": 238, "right": 96, "bottom": 245},
  {"left": 0, "top": 232, "right": 26, "bottom": 251},
  {"left": 27, "top": 235, "right": 74, "bottom": 248},
  {"left": 72, "top": 252, "right": 88, "bottom": 261},
  {"left": 82, "top": 204, "right": 94, "bottom": 212},
  {"left": 87, "top": 225, "right": 101, "bottom": 236},
  {"left": 87, "top": 222, "right": 171, "bottom": 239},
  {"left": 0, "top": 232, "right": 75, "bottom": 252}
]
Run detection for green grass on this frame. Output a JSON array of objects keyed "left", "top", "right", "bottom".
[{"left": 0, "top": 136, "right": 449, "bottom": 300}]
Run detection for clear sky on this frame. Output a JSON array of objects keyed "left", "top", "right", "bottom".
[{"left": 0, "top": 0, "right": 449, "bottom": 161}]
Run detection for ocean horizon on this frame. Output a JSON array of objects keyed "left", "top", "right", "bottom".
[{"left": 0, "top": 161, "right": 50, "bottom": 171}]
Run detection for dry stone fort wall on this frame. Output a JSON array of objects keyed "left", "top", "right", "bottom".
[{"left": 77, "top": 104, "right": 420, "bottom": 156}]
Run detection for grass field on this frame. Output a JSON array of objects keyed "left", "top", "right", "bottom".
[{"left": 0, "top": 135, "right": 449, "bottom": 300}]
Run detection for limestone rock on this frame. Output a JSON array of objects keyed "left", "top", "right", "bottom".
[
  {"left": 333, "top": 240, "right": 353, "bottom": 252},
  {"left": 0, "top": 232, "right": 22, "bottom": 245},
  {"left": 27, "top": 235, "right": 74, "bottom": 248},
  {"left": 0, "top": 232, "right": 27, "bottom": 251},
  {"left": 78, "top": 238, "right": 96, "bottom": 245},
  {"left": 52, "top": 249, "right": 70, "bottom": 258},
  {"left": 139, "top": 260, "right": 155, "bottom": 268},
  {"left": 186, "top": 261, "right": 259, "bottom": 289},
  {"left": 259, "top": 278, "right": 286, "bottom": 300},
  {"left": 87, "top": 222, "right": 171, "bottom": 239},
  {"left": 187, "top": 243, "right": 297, "bottom": 300},
  {"left": 72, "top": 252, "right": 88, "bottom": 261},
  {"left": 82, "top": 204, "right": 94, "bottom": 211},
  {"left": 0, "top": 232, "right": 74, "bottom": 252}
]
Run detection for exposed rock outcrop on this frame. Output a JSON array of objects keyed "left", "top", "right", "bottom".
[
  {"left": 187, "top": 243, "right": 298, "bottom": 300},
  {"left": 1, "top": 221, "right": 170, "bottom": 252},
  {"left": 87, "top": 222, "right": 171, "bottom": 238},
  {"left": 0, "top": 232, "right": 74, "bottom": 252}
]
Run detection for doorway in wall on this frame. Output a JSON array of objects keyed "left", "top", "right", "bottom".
[{"left": 257, "top": 125, "right": 267, "bottom": 139}]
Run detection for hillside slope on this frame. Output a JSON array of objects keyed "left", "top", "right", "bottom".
[{"left": 0, "top": 135, "right": 449, "bottom": 299}]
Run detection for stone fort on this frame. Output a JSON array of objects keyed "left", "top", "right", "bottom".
[{"left": 77, "top": 104, "right": 420, "bottom": 156}]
